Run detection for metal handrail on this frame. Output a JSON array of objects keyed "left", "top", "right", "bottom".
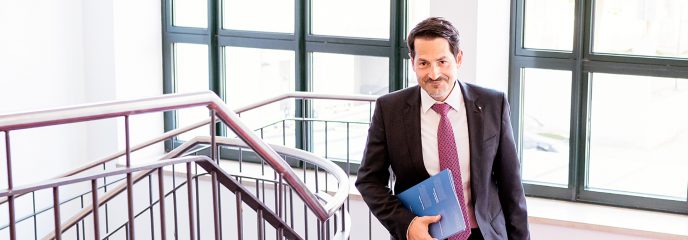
[
  {"left": 0, "top": 117, "right": 212, "bottom": 205},
  {"left": 0, "top": 156, "right": 204, "bottom": 199},
  {"left": 46, "top": 135, "right": 351, "bottom": 238},
  {"left": 234, "top": 91, "right": 377, "bottom": 114},
  {"left": 91, "top": 137, "right": 352, "bottom": 240},
  {"left": 0, "top": 91, "right": 342, "bottom": 221},
  {"left": 2, "top": 155, "right": 304, "bottom": 240},
  {"left": 1, "top": 91, "right": 376, "bottom": 198}
]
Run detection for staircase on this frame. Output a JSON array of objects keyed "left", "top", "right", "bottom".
[{"left": 0, "top": 91, "right": 360, "bottom": 240}]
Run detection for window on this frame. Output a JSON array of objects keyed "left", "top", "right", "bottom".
[
  {"left": 588, "top": 73, "right": 688, "bottom": 199},
  {"left": 520, "top": 68, "right": 571, "bottom": 186},
  {"left": 162, "top": 0, "right": 412, "bottom": 170},
  {"left": 172, "top": 0, "right": 207, "bottom": 28},
  {"left": 311, "top": 53, "right": 389, "bottom": 162},
  {"left": 311, "top": 0, "right": 390, "bottom": 39},
  {"left": 222, "top": 0, "right": 294, "bottom": 33},
  {"left": 174, "top": 43, "right": 210, "bottom": 141},
  {"left": 511, "top": 0, "right": 688, "bottom": 214}
]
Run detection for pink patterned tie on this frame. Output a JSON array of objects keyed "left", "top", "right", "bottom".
[{"left": 431, "top": 103, "right": 471, "bottom": 240}]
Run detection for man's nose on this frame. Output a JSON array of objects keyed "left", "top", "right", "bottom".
[{"left": 428, "top": 64, "right": 441, "bottom": 80}]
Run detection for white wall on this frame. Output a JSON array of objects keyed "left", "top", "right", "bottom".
[
  {"left": 0, "top": 0, "right": 90, "bottom": 188},
  {"left": 0, "top": 0, "right": 163, "bottom": 185},
  {"left": 0, "top": 1, "right": 162, "bottom": 238}
]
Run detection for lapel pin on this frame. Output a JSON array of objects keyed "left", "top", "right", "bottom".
[{"left": 474, "top": 103, "right": 483, "bottom": 112}]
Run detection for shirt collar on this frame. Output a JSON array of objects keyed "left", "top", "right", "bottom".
[{"left": 420, "top": 80, "right": 464, "bottom": 114}]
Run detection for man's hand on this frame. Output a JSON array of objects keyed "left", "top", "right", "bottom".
[{"left": 407, "top": 215, "right": 441, "bottom": 240}]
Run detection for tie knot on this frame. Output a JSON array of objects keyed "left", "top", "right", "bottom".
[{"left": 431, "top": 103, "right": 451, "bottom": 116}]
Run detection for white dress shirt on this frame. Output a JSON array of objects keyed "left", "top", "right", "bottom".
[{"left": 419, "top": 81, "right": 477, "bottom": 228}]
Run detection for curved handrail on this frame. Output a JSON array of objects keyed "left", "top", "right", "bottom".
[
  {"left": 98, "top": 137, "right": 354, "bottom": 240},
  {"left": 0, "top": 155, "right": 304, "bottom": 240},
  {"left": 0, "top": 92, "right": 213, "bottom": 131},
  {"left": 0, "top": 91, "right": 377, "bottom": 193},
  {"left": 0, "top": 117, "right": 213, "bottom": 206},
  {"left": 41, "top": 135, "right": 349, "bottom": 239},
  {"left": 234, "top": 91, "right": 378, "bottom": 114},
  {"left": 186, "top": 136, "right": 350, "bottom": 215},
  {"left": 0, "top": 156, "right": 206, "bottom": 198},
  {"left": 0, "top": 91, "right": 338, "bottom": 221}
]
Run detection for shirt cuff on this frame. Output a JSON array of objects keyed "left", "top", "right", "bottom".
[{"left": 406, "top": 216, "right": 419, "bottom": 240}]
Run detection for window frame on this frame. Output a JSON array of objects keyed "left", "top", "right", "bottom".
[
  {"left": 162, "top": 0, "right": 411, "bottom": 174},
  {"left": 510, "top": 0, "right": 688, "bottom": 214}
]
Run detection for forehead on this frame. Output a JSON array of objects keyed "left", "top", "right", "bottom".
[{"left": 413, "top": 37, "right": 453, "bottom": 59}]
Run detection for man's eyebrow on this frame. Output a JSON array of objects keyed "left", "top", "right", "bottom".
[{"left": 417, "top": 56, "right": 448, "bottom": 62}]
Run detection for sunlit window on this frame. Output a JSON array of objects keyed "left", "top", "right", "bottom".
[
  {"left": 225, "top": 47, "right": 296, "bottom": 147},
  {"left": 223, "top": 0, "right": 294, "bottom": 33},
  {"left": 310, "top": 53, "right": 388, "bottom": 162},
  {"left": 311, "top": 0, "right": 390, "bottom": 39},
  {"left": 588, "top": 73, "right": 688, "bottom": 200},
  {"left": 172, "top": 0, "right": 207, "bottom": 28},
  {"left": 520, "top": 68, "right": 571, "bottom": 186},
  {"left": 174, "top": 43, "right": 210, "bottom": 141},
  {"left": 593, "top": 0, "right": 688, "bottom": 58},
  {"left": 514, "top": 0, "right": 688, "bottom": 213},
  {"left": 523, "top": 0, "right": 575, "bottom": 51}
]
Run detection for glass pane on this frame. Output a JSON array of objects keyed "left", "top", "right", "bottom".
[
  {"left": 311, "top": 0, "right": 390, "bottom": 39},
  {"left": 593, "top": 0, "right": 688, "bottom": 58},
  {"left": 406, "top": 0, "right": 431, "bottom": 38},
  {"left": 589, "top": 73, "right": 688, "bottom": 200},
  {"left": 174, "top": 43, "right": 210, "bottom": 140},
  {"left": 172, "top": 0, "right": 207, "bottom": 28},
  {"left": 223, "top": 0, "right": 294, "bottom": 33},
  {"left": 521, "top": 68, "right": 571, "bottom": 186},
  {"left": 523, "top": 0, "right": 575, "bottom": 51},
  {"left": 311, "top": 53, "right": 388, "bottom": 162},
  {"left": 405, "top": 59, "right": 418, "bottom": 88},
  {"left": 225, "top": 47, "right": 296, "bottom": 147}
]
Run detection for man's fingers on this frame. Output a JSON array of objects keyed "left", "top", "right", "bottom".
[
  {"left": 418, "top": 215, "right": 441, "bottom": 224},
  {"left": 408, "top": 216, "right": 439, "bottom": 240}
]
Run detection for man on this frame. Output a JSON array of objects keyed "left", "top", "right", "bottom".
[{"left": 355, "top": 17, "right": 530, "bottom": 240}]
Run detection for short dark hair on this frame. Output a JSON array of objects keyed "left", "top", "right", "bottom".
[{"left": 407, "top": 17, "right": 461, "bottom": 59}]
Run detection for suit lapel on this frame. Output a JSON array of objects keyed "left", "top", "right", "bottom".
[
  {"left": 459, "top": 82, "right": 484, "bottom": 205},
  {"left": 402, "top": 86, "right": 429, "bottom": 177}
]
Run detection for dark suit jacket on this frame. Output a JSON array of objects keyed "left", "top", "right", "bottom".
[{"left": 355, "top": 82, "right": 530, "bottom": 240}]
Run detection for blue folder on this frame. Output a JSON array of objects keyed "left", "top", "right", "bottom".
[{"left": 397, "top": 169, "right": 468, "bottom": 239}]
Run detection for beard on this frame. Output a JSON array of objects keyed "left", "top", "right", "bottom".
[{"left": 423, "top": 75, "right": 454, "bottom": 100}]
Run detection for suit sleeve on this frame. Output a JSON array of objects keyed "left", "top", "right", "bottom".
[
  {"left": 495, "top": 94, "right": 531, "bottom": 239},
  {"left": 355, "top": 99, "right": 417, "bottom": 240}
]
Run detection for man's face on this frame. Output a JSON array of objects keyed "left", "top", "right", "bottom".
[{"left": 411, "top": 37, "right": 463, "bottom": 101}]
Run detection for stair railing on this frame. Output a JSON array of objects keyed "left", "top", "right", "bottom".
[{"left": 0, "top": 91, "right": 352, "bottom": 240}]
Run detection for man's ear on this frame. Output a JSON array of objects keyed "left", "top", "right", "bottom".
[
  {"left": 409, "top": 53, "right": 414, "bottom": 66},
  {"left": 455, "top": 49, "right": 463, "bottom": 68}
]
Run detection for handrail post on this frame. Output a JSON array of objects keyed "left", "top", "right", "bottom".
[
  {"left": 278, "top": 173, "right": 284, "bottom": 220},
  {"left": 157, "top": 167, "right": 167, "bottom": 240},
  {"left": 186, "top": 162, "right": 196, "bottom": 240},
  {"left": 53, "top": 187, "right": 62, "bottom": 240},
  {"left": 4, "top": 131, "right": 17, "bottom": 240},
  {"left": 257, "top": 209, "right": 264, "bottom": 240},
  {"left": 210, "top": 110, "right": 221, "bottom": 240},
  {"left": 91, "top": 179, "right": 101, "bottom": 240},
  {"left": 124, "top": 115, "right": 136, "bottom": 240},
  {"left": 236, "top": 192, "right": 243, "bottom": 240}
]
